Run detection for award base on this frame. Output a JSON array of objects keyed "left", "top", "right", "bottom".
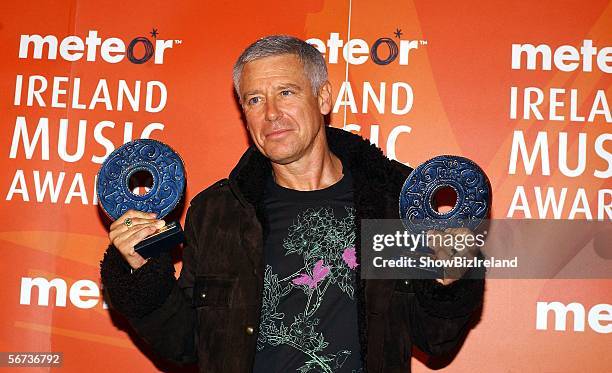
[{"left": 134, "top": 221, "right": 185, "bottom": 259}]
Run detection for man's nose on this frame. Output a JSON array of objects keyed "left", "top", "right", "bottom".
[{"left": 265, "top": 98, "right": 281, "bottom": 122}]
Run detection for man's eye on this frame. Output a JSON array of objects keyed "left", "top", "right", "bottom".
[
  {"left": 247, "top": 97, "right": 261, "bottom": 105},
  {"left": 280, "top": 90, "right": 293, "bottom": 97}
]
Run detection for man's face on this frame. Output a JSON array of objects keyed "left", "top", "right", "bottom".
[{"left": 239, "top": 54, "right": 332, "bottom": 165}]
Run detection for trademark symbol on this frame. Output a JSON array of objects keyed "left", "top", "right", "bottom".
[
  {"left": 419, "top": 40, "right": 428, "bottom": 46},
  {"left": 174, "top": 40, "right": 183, "bottom": 45}
]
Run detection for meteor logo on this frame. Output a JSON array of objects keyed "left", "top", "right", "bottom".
[
  {"left": 18, "top": 30, "right": 180, "bottom": 65},
  {"left": 306, "top": 32, "right": 427, "bottom": 66}
]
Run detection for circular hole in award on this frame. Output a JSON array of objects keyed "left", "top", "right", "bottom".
[
  {"left": 430, "top": 185, "right": 458, "bottom": 215},
  {"left": 127, "top": 169, "right": 154, "bottom": 196}
]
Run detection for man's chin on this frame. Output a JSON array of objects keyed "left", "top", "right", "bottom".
[
  {"left": 264, "top": 149, "right": 301, "bottom": 165},
  {"left": 268, "top": 154, "right": 298, "bottom": 165}
]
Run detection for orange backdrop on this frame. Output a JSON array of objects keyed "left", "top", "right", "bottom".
[{"left": 0, "top": 0, "right": 610, "bottom": 372}]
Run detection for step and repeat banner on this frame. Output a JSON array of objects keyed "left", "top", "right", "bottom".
[{"left": 1, "top": 0, "right": 610, "bottom": 372}]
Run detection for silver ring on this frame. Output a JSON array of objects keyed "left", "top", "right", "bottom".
[{"left": 124, "top": 218, "right": 133, "bottom": 227}]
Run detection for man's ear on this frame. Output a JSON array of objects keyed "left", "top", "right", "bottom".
[{"left": 318, "top": 81, "right": 332, "bottom": 115}]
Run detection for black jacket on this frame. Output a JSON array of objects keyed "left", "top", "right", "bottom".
[{"left": 100, "top": 126, "right": 484, "bottom": 372}]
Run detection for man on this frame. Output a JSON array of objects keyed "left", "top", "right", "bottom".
[{"left": 101, "top": 35, "right": 484, "bottom": 372}]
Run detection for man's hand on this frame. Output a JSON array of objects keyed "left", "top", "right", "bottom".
[
  {"left": 109, "top": 209, "right": 166, "bottom": 270},
  {"left": 426, "top": 227, "right": 481, "bottom": 286}
]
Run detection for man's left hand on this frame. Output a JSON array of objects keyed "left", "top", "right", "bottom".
[{"left": 426, "top": 227, "right": 482, "bottom": 286}]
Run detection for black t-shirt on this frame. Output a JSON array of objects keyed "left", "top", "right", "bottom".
[{"left": 252, "top": 170, "right": 363, "bottom": 373}]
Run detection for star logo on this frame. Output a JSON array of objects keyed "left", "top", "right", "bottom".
[
  {"left": 150, "top": 28, "right": 159, "bottom": 38},
  {"left": 394, "top": 28, "right": 402, "bottom": 38}
]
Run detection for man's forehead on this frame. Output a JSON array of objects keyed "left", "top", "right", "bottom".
[
  {"left": 242, "top": 53, "right": 304, "bottom": 73},
  {"left": 240, "top": 54, "right": 311, "bottom": 90}
]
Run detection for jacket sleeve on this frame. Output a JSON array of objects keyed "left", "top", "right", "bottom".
[
  {"left": 100, "top": 206, "right": 200, "bottom": 365},
  {"left": 407, "top": 268, "right": 485, "bottom": 356}
]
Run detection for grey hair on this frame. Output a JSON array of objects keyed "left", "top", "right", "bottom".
[{"left": 233, "top": 35, "right": 328, "bottom": 99}]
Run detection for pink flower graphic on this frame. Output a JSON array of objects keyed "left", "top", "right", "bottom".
[
  {"left": 342, "top": 247, "right": 358, "bottom": 270},
  {"left": 292, "top": 260, "right": 330, "bottom": 289}
]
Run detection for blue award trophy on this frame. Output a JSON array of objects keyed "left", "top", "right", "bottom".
[
  {"left": 97, "top": 139, "right": 186, "bottom": 259},
  {"left": 399, "top": 155, "right": 491, "bottom": 277}
]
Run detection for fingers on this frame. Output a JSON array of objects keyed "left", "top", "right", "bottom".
[
  {"left": 426, "top": 227, "right": 480, "bottom": 285},
  {"left": 112, "top": 220, "right": 165, "bottom": 250},
  {"left": 426, "top": 229, "right": 454, "bottom": 260},
  {"left": 121, "top": 223, "right": 163, "bottom": 252},
  {"left": 110, "top": 210, "right": 157, "bottom": 230},
  {"left": 107, "top": 210, "right": 165, "bottom": 269},
  {"left": 112, "top": 222, "right": 164, "bottom": 270},
  {"left": 436, "top": 278, "right": 457, "bottom": 286},
  {"left": 428, "top": 228, "right": 481, "bottom": 254},
  {"left": 109, "top": 217, "right": 163, "bottom": 241}
]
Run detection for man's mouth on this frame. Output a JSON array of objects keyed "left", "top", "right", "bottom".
[{"left": 265, "top": 128, "right": 292, "bottom": 139}]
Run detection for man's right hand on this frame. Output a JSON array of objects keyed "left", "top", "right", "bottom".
[{"left": 109, "top": 209, "right": 166, "bottom": 270}]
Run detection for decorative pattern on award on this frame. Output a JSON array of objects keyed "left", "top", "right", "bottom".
[
  {"left": 399, "top": 155, "right": 491, "bottom": 232},
  {"left": 97, "top": 139, "right": 185, "bottom": 220}
]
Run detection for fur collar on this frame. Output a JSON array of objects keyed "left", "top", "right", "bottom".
[{"left": 229, "top": 125, "right": 410, "bottom": 211}]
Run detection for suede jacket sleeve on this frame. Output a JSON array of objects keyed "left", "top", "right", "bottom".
[
  {"left": 100, "top": 206, "right": 200, "bottom": 365},
  {"left": 407, "top": 267, "right": 485, "bottom": 357}
]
